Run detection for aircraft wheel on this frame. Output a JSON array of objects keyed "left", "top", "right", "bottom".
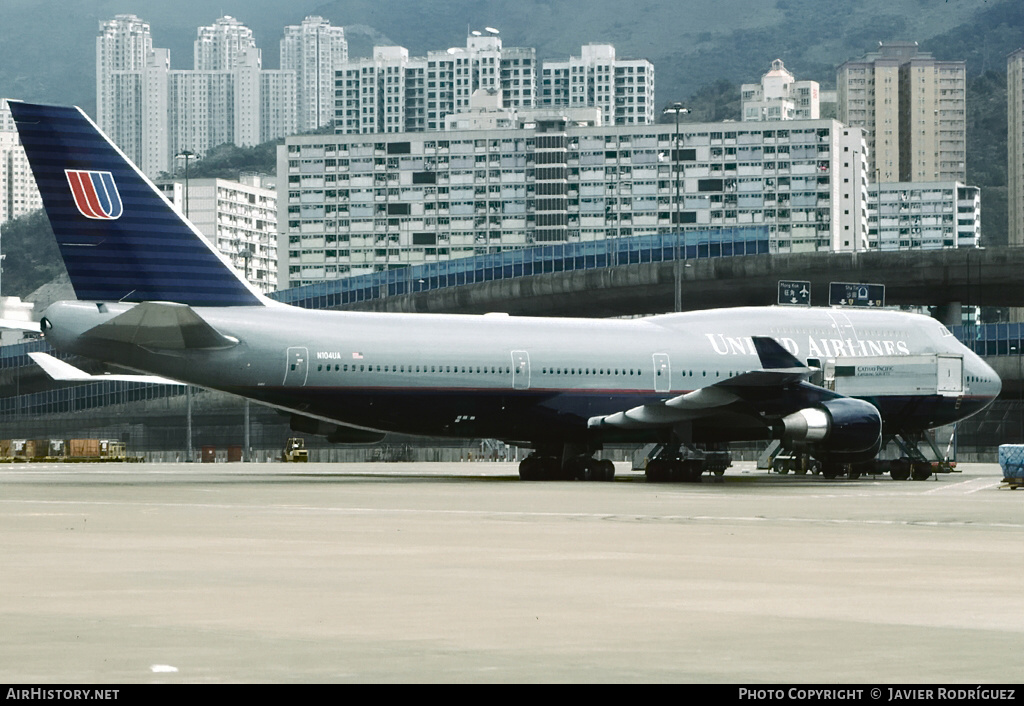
[
  {"left": 890, "top": 459, "right": 911, "bottom": 481},
  {"left": 520, "top": 456, "right": 563, "bottom": 480},
  {"left": 519, "top": 457, "right": 541, "bottom": 481},
  {"left": 821, "top": 463, "right": 842, "bottom": 480},
  {"left": 684, "top": 460, "right": 704, "bottom": 483},
  {"left": 911, "top": 463, "right": 932, "bottom": 481},
  {"left": 646, "top": 459, "right": 669, "bottom": 482},
  {"left": 668, "top": 460, "right": 688, "bottom": 482},
  {"left": 598, "top": 459, "right": 615, "bottom": 482},
  {"left": 567, "top": 456, "right": 591, "bottom": 481}
]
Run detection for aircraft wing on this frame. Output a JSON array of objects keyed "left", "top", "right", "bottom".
[
  {"left": 588, "top": 336, "right": 823, "bottom": 430},
  {"left": 28, "top": 352, "right": 185, "bottom": 385},
  {"left": 79, "top": 301, "right": 238, "bottom": 351}
]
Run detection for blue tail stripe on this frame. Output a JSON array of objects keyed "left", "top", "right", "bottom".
[
  {"left": 91, "top": 172, "right": 121, "bottom": 218},
  {"left": 10, "top": 102, "right": 262, "bottom": 307}
]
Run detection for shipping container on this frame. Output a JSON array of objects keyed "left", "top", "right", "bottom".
[{"left": 69, "top": 439, "right": 101, "bottom": 458}]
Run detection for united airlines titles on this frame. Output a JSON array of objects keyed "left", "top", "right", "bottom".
[{"left": 705, "top": 334, "right": 911, "bottom": 358}]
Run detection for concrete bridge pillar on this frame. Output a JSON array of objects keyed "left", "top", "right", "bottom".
[{"left": 933, "top": 302, "right": 962, "bottom": 328}]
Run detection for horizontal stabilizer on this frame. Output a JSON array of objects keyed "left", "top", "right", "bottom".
[
  {"left": 0, "top": 318, "right": 41, "bottom": 333},
  {"left": 28, "top": 352, "right": 184, "bottom": 385},
  {"left": 81, "top": 301, "right": 238, "bottom": 351}
]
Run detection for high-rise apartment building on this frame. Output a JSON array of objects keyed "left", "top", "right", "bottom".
[
  {"left": 1009, "top": 48, "right": 1024, "bottom": 247},
  {"left": 96, "top": 14, "right": 153, "bottom": 171},
  {"left": 540, "top": 44, "right": 654, "bottom": 125},
  {"left": 336, "top": 46, "right": 421, "bottom": 135},
  {"left": 157, "top": 175, "right": 278, "bottom": 292},
  {"left": 194, "top": 15, "right": 256, "bottom": 70},
  {"left": 335, "top": 31, "right": 538, "bottom": 134},
  {"left": 867, "top": 182, "right": 979, "bottom": 251},
  {"left": 837, "top": 42, "right": 966, "bottom": 183},
  {"left": 97, "top": 15, "right": 296, "bottom": 177},
  {"left": 0, "top": 100, "right": 42, "bottom": 223},
  {"left": 278, "top": 118, "right": 867, "bottom": 288},
  {"left": 334, "top": 35, "right": 648, "bottom": 135},
  {"left": 836, "top": 127, "right": 870, "bottom": 252},
  {"left": 280, "top": 16, "right": 348, "bottom": 133},
  {"left": 742, "top": 59, "right": 820, "bottom": 121}
]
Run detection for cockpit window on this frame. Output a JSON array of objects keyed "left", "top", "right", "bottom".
[{"left": 938, "top": 324, "right": 953, "bottom": 337}]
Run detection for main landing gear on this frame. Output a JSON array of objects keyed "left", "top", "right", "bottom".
[
  {"left": 761, "top": 431, "right": 952, "bottom": 481},
  {"left": 518, "top": 445, "right": 615, "bottom": 482},
  {"left": 644, "top": 443, "right": 731, "bottom": 483}
]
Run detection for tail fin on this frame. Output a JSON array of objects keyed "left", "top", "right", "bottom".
[{"left": 9, "top": 102, "right": 264, "bottom": 307}]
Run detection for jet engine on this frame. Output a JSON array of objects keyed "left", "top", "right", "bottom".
[{"left": 778, "top": 397, "right": 882, "bottom": 462}]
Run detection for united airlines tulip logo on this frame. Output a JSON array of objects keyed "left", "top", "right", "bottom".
[{"left": 65, "top": 170, "right": 123, "bottom": 220}]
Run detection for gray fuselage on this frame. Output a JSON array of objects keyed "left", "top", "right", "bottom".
[{"left": 41, "top": 301, "right": 1001, "bottom": 447}]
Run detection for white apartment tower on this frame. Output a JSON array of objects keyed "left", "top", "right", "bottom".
[
  {"left": 336, "top": 47, "right": 421, "bottom": 135},
  {"left": 158, "top": 175, "right": 278, "bottom": 292},
  {"left": 280, "top": 16, "right": 348, "bottom": 133},
  {"left": 742, "top": 59, "right": 820, "bottom": 121},
  {"left": 335, "top": 36, "right": 649, "bottom": 134},
  {"left": 837, "top": 42, "right": 966, "bottom": 184},
  {"left": 835, "top": 127, "right": 870, "bottom": 251},
  {"left": 541, "top": 44, "right": 654, "bottom": 125},
  {"left": 1009, "top": 48, "right": 1024, "bottom": 247},
  {"left": 194, "top": 16, "right": 256, "bottom": 70},
  {"left": 0, "top": 100, "right": 43, "bottom": 223},
  {"left": 335, "top": 31, "right": 538, "bottom": 134},
  {"left": 97, "top": 15, "right": 296, "bottom": 177},
  {"left": 96, "top": 15, "right": 153, "bottom": 170}
]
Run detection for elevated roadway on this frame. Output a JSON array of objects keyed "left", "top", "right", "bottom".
[{"left": 344, "top": 247, "right": 1023, "bottom": 320}]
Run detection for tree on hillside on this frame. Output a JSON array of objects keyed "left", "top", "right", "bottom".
[
  {"left": 657, "top": 79, "right": 741, "bottom": 124},
  {"left": 0, "top": 210, "right": 66, "bottom": 298}
]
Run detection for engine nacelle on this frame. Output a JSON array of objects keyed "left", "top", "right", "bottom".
[{"left": 779, "top": 397, "right": 882, "bottom": 461}]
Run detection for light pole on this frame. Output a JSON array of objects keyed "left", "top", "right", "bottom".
[
  {"left": 663, "top": 103, "right": 689, "bottom": 312},
  {"left": 175, "top": 150, "right": 195, "bottom": 461},
  {"left": 176, "top": 150, "right": 196, "bottom": 219}
]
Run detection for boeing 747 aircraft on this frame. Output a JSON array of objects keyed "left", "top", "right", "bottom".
[{"left": 9, "top": 102, "right": 1002, "bottom": 481}]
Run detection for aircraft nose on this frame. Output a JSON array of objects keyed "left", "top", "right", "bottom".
[
  {"left": 987, "top": 359, "right": 1002, "bottom": 399},
  {"left": 971, "top": 353, "right": 1001, "bottom": 400}
]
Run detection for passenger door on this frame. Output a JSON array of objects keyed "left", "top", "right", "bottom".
[
  {"left": 284, "top": 347, "right": 309, "bottom": 386},
  {"left": 511, "top": 350, "right": 530, "bottom": 390},
  {"left": 937, "top": 355, "right": 964, "bottom": 396},
  {"left": 653, "top": 353, "right": 671, "bottom": 393}
]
